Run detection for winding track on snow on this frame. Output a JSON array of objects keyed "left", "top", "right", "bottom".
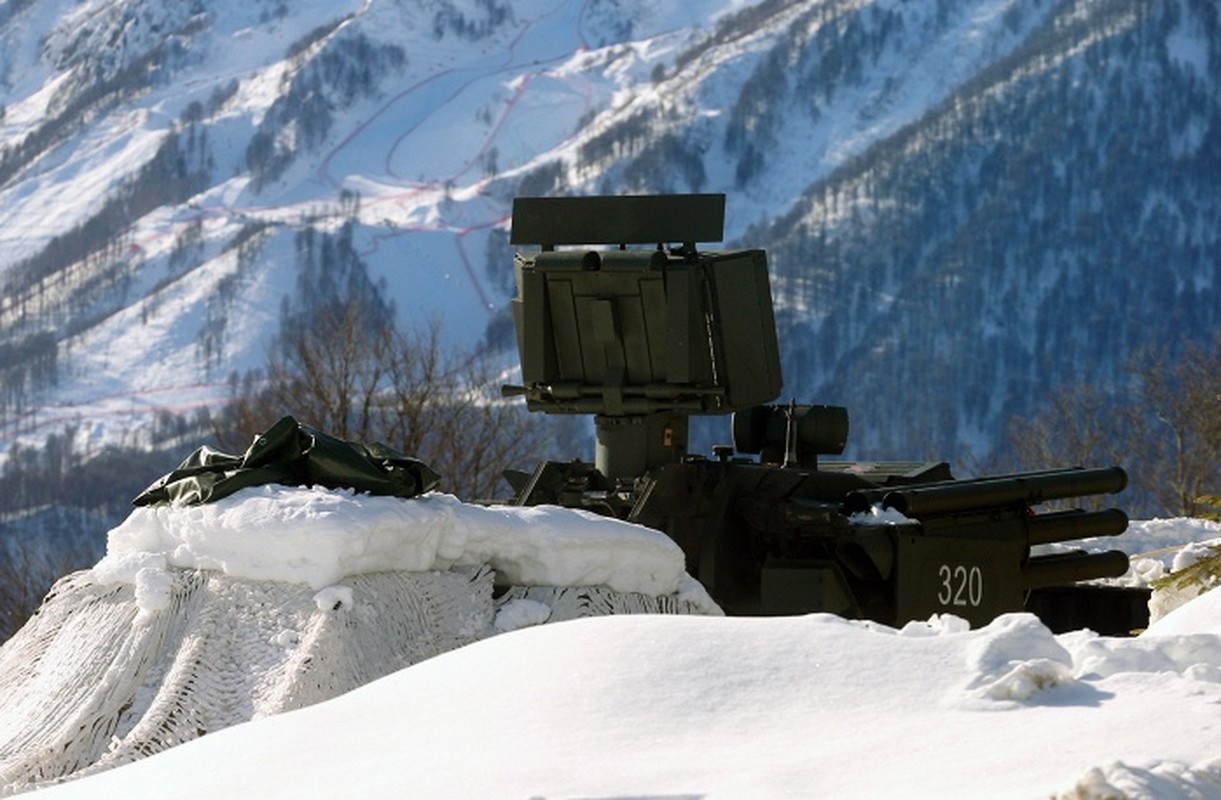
[{"left": 2, "top": 1, "right": 612, "bottom": 450}]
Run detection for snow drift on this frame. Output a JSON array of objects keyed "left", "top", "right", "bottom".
[
  {"left": 2, "top": 488, "right": 1219, "bottom": 797},
  {"left": 0, "top": 488, "right": 718, "bottom": 795},
  {"left": 23, "top": 597, "right": 1221, "bottom": 800}
]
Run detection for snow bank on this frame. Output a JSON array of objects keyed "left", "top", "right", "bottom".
[
  {"left": 1078, "top": 516, "right": 1221, "bottom": 588},
  {"left": 11, "top": 499, "right": 1221, "bottom": 798},
  {"left": 90, "top": 486, "right": 690, "bottom": 598},
  {"left": 1, "top": 484, "right": 721, "bottom": 795},
  {"left": 1092, "top": 518, "right": 1221, "bottom": 624},
  {"left": 1143, "top": 585, "right": 1221, "bottom": 637},
  {"left": 30, "top": 605, "right": 1221, "bottom": 800}
]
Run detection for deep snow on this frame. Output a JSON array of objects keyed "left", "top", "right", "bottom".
[
  {"left": 90, "top": 485, "right": 718, "bottom": 611},
  {"left": 28, "top": 590, "right": 1221, "bottom": 799},
  {"left": 13, "top": 488, "right": 1221, "bottom": 799}
]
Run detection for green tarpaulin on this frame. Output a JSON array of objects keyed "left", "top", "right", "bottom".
[{"left": 133, "top": 416, "right": 441, "bottom": 506}]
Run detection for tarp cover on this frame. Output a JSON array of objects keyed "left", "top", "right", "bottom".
[{"left": 133, "top": 416, "right": 441, "bottom": 506}]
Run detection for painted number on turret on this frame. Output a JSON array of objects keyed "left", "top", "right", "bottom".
[{"left": 937, "top": 564, "right": 983, "bottom": 608}]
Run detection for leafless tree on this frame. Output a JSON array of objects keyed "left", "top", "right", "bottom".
[
  {"left": 1005, "top": 333, "right": 1219, "bottom": 517},
  {"left": 0, "top": 532, "right": 99, "bottom": 642},
  {"left": 998, "top": 381, "right": 1135, "bottom": 511},
  {"left": 214, "top": 299, "right": 546, "bottom": 501},
  {"left": 1004, "top": 383, "right": 1130, "bottom": 470},
  {"left": 1126, "top": 334, "right": 1220, "bottom": 517}
]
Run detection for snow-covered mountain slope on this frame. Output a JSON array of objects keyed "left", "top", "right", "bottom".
[
  {"left": 1, "top": 0, "right": 1217, "bottom": 473},
  {"left": 499, "top": 0, "right": 1220, "bottom": 459},
  {"left": 0, "top": 0, "right": 750, "bottom": 457}
]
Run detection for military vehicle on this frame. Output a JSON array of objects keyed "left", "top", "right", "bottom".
[{"left": 500, "top": 193, "right": 1141, "bottom": 632}]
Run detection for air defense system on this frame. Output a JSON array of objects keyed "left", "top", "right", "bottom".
[{"left": 500, "top": 194, "right": 1139, "bottom": 632}]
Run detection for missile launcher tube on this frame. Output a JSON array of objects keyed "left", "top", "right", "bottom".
[
  {"left": 858, "top": 466, "right": 1128, "bottom": 518},
  {"left": 1027, "top": 508, "right": 1129, "bottom": 546},
  {"left": 1022, "top": 550, "right": 1132, "bottom": 589}
]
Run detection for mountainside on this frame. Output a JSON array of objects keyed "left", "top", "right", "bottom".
[
  {"left": 503, "top": 0, "right": 1220, "bottom": 459},
  {"left": 761, "top": 0, "right": 1221, "bottom": 457},
  {"left": 1, "top": 0, "right": 1217, "bottom": 479}
]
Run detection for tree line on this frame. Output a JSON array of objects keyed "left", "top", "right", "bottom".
[
  {"left": 0, "top": 212, "right": 552, "bottom": 639},
  {"left": 0, "top": 304, "right": 1213, "bottom": 642},
  {"left": 0, "top": 295, "right": 548, "bottom": 640},
  {"left": 999, "top": 333, "right": 1219, "bottom": 519}
]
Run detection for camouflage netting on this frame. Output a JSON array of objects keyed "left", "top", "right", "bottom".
[{"left": 0, "top": 566, "right": 711, "bottom": 796}]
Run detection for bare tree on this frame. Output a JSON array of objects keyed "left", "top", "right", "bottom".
[
  {"left": 999, "top": 381, "right": 1136, "bottom": 511},
  {"left": 1127, "top": 334, "right": 1220, "bottom": 517},
  {"left": 1005, "top": 333, "right": 1219, "bottom": 517},
  {"left": 215, "top": 299, "right": 545, "bottom": 500},
  {"left": 1004, "top": 383, "right": 1131, "bottom": 470},
  {"left": 0, "top": 531, "right": 100, "bottom": 642}
]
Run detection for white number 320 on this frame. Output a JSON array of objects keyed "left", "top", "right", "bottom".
[{"left": 937, "top": 564, "right": 983, "bottom": 607}]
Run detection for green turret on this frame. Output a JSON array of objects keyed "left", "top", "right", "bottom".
[{"left": 501, "top": 194, "right": 1141, "bottom": 633}]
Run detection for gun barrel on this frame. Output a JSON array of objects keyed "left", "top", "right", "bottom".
[
  {"left": 876, "top": 466, "right": 1127, "bottom": 517},
  {"left": 1028, "top": 508, "right": 1129, "bottom": 546},
  {"left": 1022, "top": 549, "right": 1131, "bottom": 589}
]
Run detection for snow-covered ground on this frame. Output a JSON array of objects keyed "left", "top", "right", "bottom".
[
  {"left": 28, "top": 603, "right": 1221, "bottom": 798},
  {"left": 6, "top": 488, "right": 1220, "bottom": 799}
]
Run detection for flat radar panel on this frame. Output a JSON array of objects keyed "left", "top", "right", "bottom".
[{"left": 510, "top": 194, "right": 726, "bottom": 248}]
